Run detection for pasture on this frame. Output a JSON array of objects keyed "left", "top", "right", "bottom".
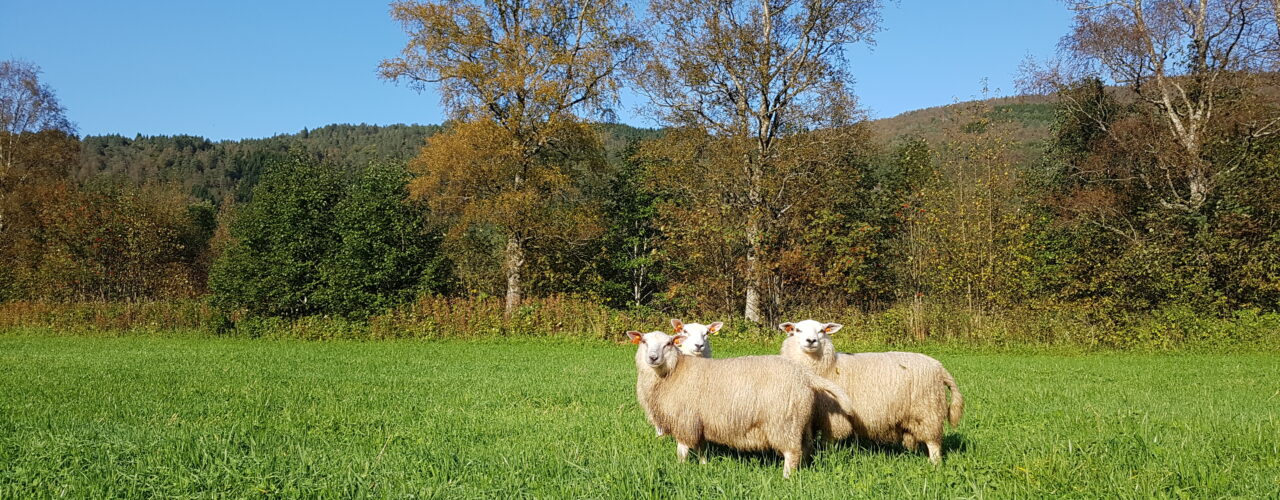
[{"left": 1, "top": 333, "right": 1278, "bottom": 498}]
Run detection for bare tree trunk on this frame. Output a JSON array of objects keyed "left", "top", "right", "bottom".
[
  {"left": 631, "top": 235, "right": 649, "bottom": 306},
  {"left": 503, "top": 233, "right": 525, "bottom": 319},
  {"left": 744, "top": 215, "right": 762, "bottom": 323},
  {"left": 743, "top": 157, "right": 764, "bottom": 323}
]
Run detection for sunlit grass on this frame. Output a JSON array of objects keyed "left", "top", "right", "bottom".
[{"left": 2, "top": 334, "right": 1277, "bottom": 498}]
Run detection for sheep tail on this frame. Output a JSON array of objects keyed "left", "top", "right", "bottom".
[
  {"left": 806, "top": 374, "right": 857, "bottom": 416},
  {"left": 942, "top": 369, "right": 964, "bottom": 427}
]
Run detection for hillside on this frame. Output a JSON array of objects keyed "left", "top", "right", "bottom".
[
  {"left": 868, "top": 94, "right": 1058, "bottom": 148},
  {"left": 76, "top": 122, "right": 661, "bottom": 204},
  {"left": 68, "top": 95, "right": 1057, "bottom": 206}
]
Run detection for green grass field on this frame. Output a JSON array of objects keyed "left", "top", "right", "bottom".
[{"left": 2, "top": 334, "right": 1278, "bottom": 498}]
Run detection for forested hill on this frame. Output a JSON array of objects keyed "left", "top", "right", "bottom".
[
  {"left": 71, "top": 98, "right": 1052, "bottom": 207},
  {"left": 867, "top": 94, "right": 1057, "bottom": 147},
  {"left": 75, "top": 122, "right": 661, "bottom": 204}
]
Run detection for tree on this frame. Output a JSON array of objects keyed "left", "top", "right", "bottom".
[
  {"left": 0, "top": 60, "right": 75, "bottom": 241},
  {"left": 211, "top": 155, "right": 451, "bottom": 318},
  {"left": 1035, "top": 0, "right": 1279, "bottom": 214},
  {"left": 380, "top": 0, "right": 642, "bottom": 317},
  {"left": 319, "top": 162, "right": 450, "bottom": 318},
  {"left": 209, "top": 155, "right": 346, "bottom": 317},
  {"left": 904, "top": 100, "right": 1032, "bottom": 314},
  {"left": 599, "top": 142, "right": 665, "bottom": 308},
  {"left": 5, "top": 178, "right": 210, "bottom": 302},
  {"left": 1017, "top": 1, "right": 1280, "bottom": 315},
  {"left": 638, "top": 0, "right": 881, "bottom": 321},
  {"left": 640, "top": 124, "right": 877, "bottom": 319},
  {"left": 1, "top": 60, "right": 73, "bottom": 166},
  {"left": 407, "top": 119, "right": 606, "bottom": 301},
  {"left": 1032, "top": 73, "right": 1280, "bottom": 314}
]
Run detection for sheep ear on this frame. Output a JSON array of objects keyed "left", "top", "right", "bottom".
[
  {"left": 707, "top": 322, "right": 724, "bottom": 334},
  {"left": 823, "top": 323, "right": 844, "bottom": 334},
  {"left": 669, "top": 318, "right": 684, "bottom": 333},
  {"left": 672, "top": 335, "right": 687, "bottom": 346},
  {"left": 778, "top": 322, "right": 795, "bottom": 335},
  {"left": 626, "top": 331, "right": 643, "bottom": 344}
]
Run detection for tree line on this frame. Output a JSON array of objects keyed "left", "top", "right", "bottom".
[{"left": 4, "top": 0, "right": 1280, "bottom": 329}]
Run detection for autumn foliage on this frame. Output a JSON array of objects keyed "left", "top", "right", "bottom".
[{"left": 6, "top": 0, "right": 1280, "bottom": 346}]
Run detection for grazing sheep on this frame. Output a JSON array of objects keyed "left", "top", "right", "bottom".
[
  {"left": 669, "top": 318, "right": 723, "bottom": 358},
  {"left": 626, "top": 330, "right": 856, "bottom": 478},
  {"left": 779, "top": 319, "right": 964, "bottom": 465}
]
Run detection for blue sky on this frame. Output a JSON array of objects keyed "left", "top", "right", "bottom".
[{"left": 1, "top": 1, "right": 1073, "bottom": 141}]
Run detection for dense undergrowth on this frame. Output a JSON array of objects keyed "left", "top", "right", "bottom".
[{"left": 2, "top": 297, "right": 1276, "bottom": 351}]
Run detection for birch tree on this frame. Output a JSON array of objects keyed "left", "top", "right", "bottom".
[
  {"left": 638, "top": 0, "right": 880, "bottom": 321},
  {"left": 1043, "top": 0, "right": 1278, "bottom": 213},
  {"left": 381, "top": 0, "right": 641, "bottom": 316}
]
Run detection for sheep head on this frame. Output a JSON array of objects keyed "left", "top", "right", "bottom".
[
  {"left": 778, "top": 319, "right": 843, "bottom": 353},
  {"left": 669, "top": 318, "right": 722, "bottom": 357},
  {"left": 626, "top": 330, "right": 686, "bottom": 375}
]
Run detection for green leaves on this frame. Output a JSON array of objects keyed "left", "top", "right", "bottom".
[{"left": 210, "top": 156, "right": 447, "bottom": 319}]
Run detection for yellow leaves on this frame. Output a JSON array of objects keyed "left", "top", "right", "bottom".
[
  {"left": 382, "top": 0, "right": 639, "bottom": 127},
  {"left": 408, "top": 116, "right": 605, "bottom": 249},
  {"left": 409, "top": 119, "right": 520, "bottom": 206}
]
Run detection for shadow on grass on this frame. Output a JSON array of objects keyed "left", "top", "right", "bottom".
[
  {"left": 818, "top": 432, "right": 970, "bottom": 460},
  {"left": 686, "top": 432, "right": 970, "bottom": 468},
  {"left": 699, "top": 443, "right": 783, "bottom": 468}
]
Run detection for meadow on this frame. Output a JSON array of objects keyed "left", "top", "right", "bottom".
[{"left": 2, "top": 332, "right": 1278, "bottom": 498}]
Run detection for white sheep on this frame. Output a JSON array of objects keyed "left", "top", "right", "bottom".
[
  {"left": 626, "top": 330, "right": 856, "bottom": 478},
  {"left": 779, "top": 319, "right": 964, "bottom": 465},
  {"left": 637, "top": 319, "right": 722, "bottom": 437},
  {"left": 669, "top": 318, "right": 723, "bottom": 358}
]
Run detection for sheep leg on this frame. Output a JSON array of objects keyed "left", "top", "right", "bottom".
[
  {"left": 782, "top": 449, "right": 801, "bottom": 479},
  {"left": 687, "top": 443, "right": 708, "bottom": 464},
  {"left": 901, "top": 432, "right": 917, "bottom": 452},
  {"left": 926, "top": 440, "right": 942, "bottom": 466},
  {"left": 677, "top": 442, "right": 708, "bottom": 464},
  {"left": 677, "top": 441, "right": 692, "bottom": 463},
  {"left": 654, "top": 425, "right": 665, "bottom": 437}
]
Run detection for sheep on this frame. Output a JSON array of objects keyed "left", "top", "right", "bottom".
[
  {"left": 778, "top": 319, "right": 964, "bottom": 465},
  {"left": 626, "top": 329, "right": 857, "bottom": 478},
  {"left": 640, "top": 319, "right": 721, "bottom": 437},
  {"left": 669, "top": 318, "right": 723, "bottom": 358},
  {"left": 638, "top": 319, "right": 724, "bottom": 437}
]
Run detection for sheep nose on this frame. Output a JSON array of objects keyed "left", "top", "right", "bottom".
[
  {"left": 648, "top": 354, "right": 659, "bottom": 362},
  {"left": 805, "top": 339, "right": 817, "bottom": 345},
  {"left": 695, "top": 344, "right": 704, "bottom": 350}
]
